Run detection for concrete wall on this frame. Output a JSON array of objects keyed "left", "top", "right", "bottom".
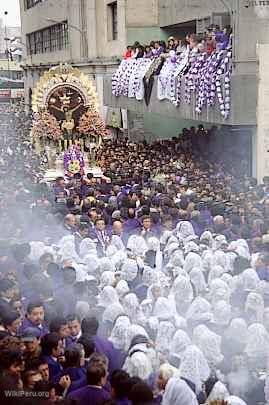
[
  {"left": 158, "top": 0, "right": 226, "bottom": 27},
  {"left": 126, "top": 0, "right": 158, "bottom": 27}
]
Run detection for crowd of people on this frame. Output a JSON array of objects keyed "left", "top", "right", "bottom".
[
  {"left": 1, "top": 102, "right": 269, "bottom": 405},
  {"left": 123, "top": 25, "right": 232, "bottom": 60}
]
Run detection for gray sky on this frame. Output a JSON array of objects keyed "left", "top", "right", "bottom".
[{"left": 0, "top": 0, "right": 21, "bottom": 27}]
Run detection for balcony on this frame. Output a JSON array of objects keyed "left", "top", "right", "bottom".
[{"left": 104, "top": 51, "right": 257, "bottom": 127}]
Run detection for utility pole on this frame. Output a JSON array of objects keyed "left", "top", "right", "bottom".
[{"left": 4, "top": 11, "right": 11, "bottom": 80}]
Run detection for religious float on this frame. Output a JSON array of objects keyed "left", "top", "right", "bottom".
[{"left": 31, "top": 63, "right": 109, "bottom": 180}]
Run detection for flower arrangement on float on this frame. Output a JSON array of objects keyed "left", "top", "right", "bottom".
[
  {"left": 32, "top": 110, "right": 62, "bottom": 141},
  {"left": 78, "top": 109, "right": 108, "bottom": 137}
]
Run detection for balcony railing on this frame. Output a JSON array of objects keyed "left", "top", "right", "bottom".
[{"left": 112, "top": 48, "right": 232, "bottom": 120}]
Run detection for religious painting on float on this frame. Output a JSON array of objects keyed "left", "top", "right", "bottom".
[{"left": 31, "top": 63, "right": 108, "bottom": 158}]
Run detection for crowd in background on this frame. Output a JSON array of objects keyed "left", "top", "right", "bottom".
[
  {"left": 123, "top": 25, "right": 232, "bottom": 60},
  {"left": 0, "top": 103, "right": 269, "bottom": 405}
]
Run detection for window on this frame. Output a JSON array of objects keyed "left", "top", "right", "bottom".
[
  {"left": 24, "top": 0, "right": 46, "bottom": 10},
  {"left": 26, "top": 22, "right": 69, "bottom": 55},
  {"left": 107, "top": 2, "right": 118, "bottom": 41}
]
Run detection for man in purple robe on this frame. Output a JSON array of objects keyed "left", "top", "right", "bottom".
[
  {"left": 67, "top": 363, "right": 110, "bottom": 405},
  {"left": 18, "top": 301, "right": 49, "bottom": 337}
]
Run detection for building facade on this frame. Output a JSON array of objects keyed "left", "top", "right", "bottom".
[
  {"left": 103, "top": 0, "right": 269, "bottom": 182},
  {"left": 0, "top": 19, "right": 21, "bottom": 57}
]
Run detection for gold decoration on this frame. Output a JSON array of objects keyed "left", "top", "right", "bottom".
[{"left": 32, "top": 63, "right": 98, "bottom": 113}]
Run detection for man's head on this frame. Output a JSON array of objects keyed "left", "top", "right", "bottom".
[
  {"left": 142, "top": 216, "right": 152, "bottom": 231},
  {"left": 111, "top": 370, "right": 131, "bottom": 400},
  {"left": 26, "top": 301, "right": 45, "bottom": 326},
  {"left": 157, "top": 363, "right": 176, "bottom": 390},
  {"left": 65, "top": 214, "right": 76, "bottom": 229},
  {"left": 20, "top": 327, "right": 41, "bottom": 354},
  {"left": 49, "top": 317, "right": 70, "bottom": 339},
  {"left": 67, "top": 314, "right": 81, "bottom": 337},
  {"left": 112, "top": 220, "right": 123, "bottom": 236},
  {"left": 81, "top": 316, "right": 99, "bottom": 336},
  {"left": 2, "top": 310, "right": 21, "bottom": 335},
  {"left": 95, "top": 218, "right": 106, "bottom": 232},
  {"left": 78, "top": 224, "right": 89, "bottom": 238},
  {"left": 40, "top": 333, "right": 63, "bottom": 357},
  {"left": 88, "top": 208, "right": 98, "bottom": 222},
  {"left": 29, "top": 359, "right": 49, "bottom": 382},
  {"left": 0, "top": 279, "right": 15, "bottom": 300},
  {"left": 86, "top": 363, "right": 107, "bottom": 387}
]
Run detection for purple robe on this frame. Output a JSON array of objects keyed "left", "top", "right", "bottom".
[
  {"left": 18, "top": 318, "right": 49, "bottom": 337},
  {"left": 94, "top": 336, "right": 122, "bottom": 373},
  {"left": 67, "top": 385, "right": 110, "bottom": 405}
]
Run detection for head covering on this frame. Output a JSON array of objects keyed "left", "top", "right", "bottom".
[
  {"left": 209, "top": 278, "right": 231, "bottom": 304},
  {"left": 193, "top": 325, "right": 223, "bottom": 366},
  {"left": 110, "top": 235, "right": 125, "bottom": 251},
  {"left": 153, "top": 297, "right": 174, "bottom": 321},
  {"left": 109, "top": 315, "right": 130, "bottom": 350},
  {"left": 121, "top": 258, "right": 138, "bottom": 282},
  {"left": 189, "top": 267, "right": 207, "bottom": 294},
  {"left": 225, "top": 318, "right": 248, "bottom": 346},
  {"left": 20, "top": 327, "right": 41, "bottom": 342},
  {"left": 172, "top": 275, "right": 193, "bottom": 303},
  {"left": 155, "top": 321, "right": 176, "bottom": 355},
  {"left": 127, "top": 235, "right": 148, "bottom": 257},
  {"left": 98, "top": 286, "right": 119, "bottom": 307},
  {"left": 184, "top": 241, "right": 200, "bottom": 254},
  {"left": 208, "top": 265, "right": 225, "bottom": 285},
  {"left": 176, "top": 221, "right": 195, "bottom": 240},
  {"left": 212, "top": 300, "right": 231, "bottom": 325},
  {"left": 99, "top": 271, "right": 116, "bottom": 289},
  {"left": 179, "top": 345, "right": 210, "bottom": 392},
  {"left": 102, "top": 302, "right": 125, "bottom": 324},
  {"left": 184, "top": 252, "right": 203, "bottom": 274},
  {"left": 79, "top": 238, "right": 97, "bottom": 258},
  {"left": 125, "top": 324, "right": 149, "bottom": 351},
  {"left": 245, "top": 322, "right": 269, "bottom": 359},
  {"left": 147, "top": 237, "right": 160, "bottom": 251},
  {"left": 115, "top": 279, "right": 130, "bottom": 298},
  {"left": 58, "top": 235, "right": 79, "bottom": 261},
  {"left": 170, "top": 330, "right": 191, "bottom": 361},
  {"left": 122, "top": 293, "right": 140, "bottom": 319},
  {"left": 186, "top": 297, "right": 212, "bottom": 323},
  {"left": 200, "top": 231, "right": 213, "bottom": 247},
  {"left": 98, "top": 257, "right": 115, "bottom": 273},
  {"left": 241, "top": 268, "right": 260, "bottom": 292},
  {"left": 75, "top": 301, "right": 90, "bottom": 319},
  {"left": 206, "top": 381, "right": 229, "bottom": 403},
  {"left": 245, "top": 292, "right": 264, "bottom": 322},
  {"left": 162, "top": 377, "right": 199, "bottom": 405}
]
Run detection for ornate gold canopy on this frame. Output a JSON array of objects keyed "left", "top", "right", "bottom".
[{"left": 32, "top": 63, "right": 98, "bottom": 113}]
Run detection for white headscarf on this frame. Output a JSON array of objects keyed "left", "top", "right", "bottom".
[
  {"left": 212, "top": 300, "right": 231, "bottom": 325},
  {"left": 170, "top": 330, "right": 191, "bottom": 360},
  {"left": 102, "top": 302, "right": 125, "bottom": 324},
  {"left": 155, "top": 321, "right": 176, "bottom": 355},
  {"left": 225, "top": 318, "right": 248, "bottom": 346},
  {"left": 176, "top": 221, "right": 195, "bottom": 240},
  {"left": 79, "top": 238, "right": 97, "bottom": 258},
  {"left": 122, "top": 293, "right": 140, "bottom": 320},
  {"left": 184, "top": 252, "right": 203, "bottom": 274},
  {"left": 58, "top": 235, "right": 79, "bottom": 261},
  {"left": 162, "top": 376, "right": 199, "bottom": 405},
  {"left": 245, "top": 322, "right": 269, "bottom": 358},
  {"left": 179, "top": 345, "right": 210, "bottom": 392},
  {"left": 193, "top": 325, "right": 223, "bottom": 366},
  {"left": 98, "top": 286, "right": 119, "bottom": 307},
  {"left": 172, "top": 275, "right": 193, "bottom": 303},
  {"left": 109, "top": 315, "right": 130, "bottom": 350},
  {"left": 186, "top": 297, "right": 212, "bottom": 323},
  {"left": 75, "top": 301, "right": 90, "bottom": 320},
  {"left": 99, "top": 271, "right": 116, "bottom": 289},
  {"left": 153, "top": 297, "right": 174, "bottom": 321},
  {"left": 209, "top": 278, "right": 231, "bottom": 304},
  {"left": 83, "top": 254, "right": 100, "bottom": 275},
  {"left": 125, "top": 323, "right": 149, "bottom": 351},
  {"left": 110, "top": 235, "right": 125, "bottom": 251},
  {"left": 127, "top": 235, "right": 148, "bottom": 257},
  {"left": 241, "top": 268, "right": 260, "bottom": 292},
  {"left": 168, "top": 250, "right": 185, "bottom": 268},
  {"left": 115, "top": 280, "right": 130, "bottom": 298},
  {"left": 123, "top": 345, "right": 153, "bottom": 380},
  {"left": 189, "top": 267, "right": 207, "bottom": 294},
  {"left": 213, "top": 250, "right": 228, "bottom": 269},
  {"left": 206, "top": 381, "right": 229, "bottom": 403},
  {"left": 208, "top": 265, "right": 225, "bottom": 285},
  {"left": 245, "top": 292, "right": 264, "bottom": 322},
  {"left": 120, "top": 258, "right": 138, "bottom": 282},
  {"left": 200, "top": 231, "right": 213, "bottom": 247}
]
